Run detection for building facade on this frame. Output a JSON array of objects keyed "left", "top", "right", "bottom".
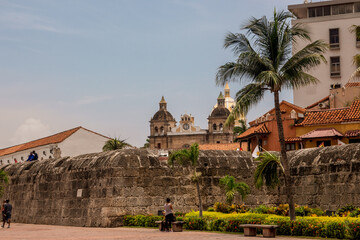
[
  {"left": 149, "top": 93, "right": 235, "bottom": 150},
  {"left": 237, "top": 101, "right": 306, "bottom": 152},
  {"left": 289, "top": 0, "right": 360, "bottom": 107},
  {"left": 296, "top": 99, "right": 360, "bottom": 147},
  {"left": 0, "top": 127, "right": 110, "bottom": 165}
]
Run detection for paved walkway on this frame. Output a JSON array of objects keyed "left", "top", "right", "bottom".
[{"left": 0, "top": 223, "right": 320, "bottom": 240}]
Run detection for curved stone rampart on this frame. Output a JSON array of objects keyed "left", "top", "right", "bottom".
[{"left": 2, "top": 144, "right": 360, "bottom": 227}]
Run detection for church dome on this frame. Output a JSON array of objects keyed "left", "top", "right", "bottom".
[
  {"left": 152, "top": 110, "right": 175, "bottom": 121},
  {"left": 210, "top": 106, "right": 230, "bottom": 118}
]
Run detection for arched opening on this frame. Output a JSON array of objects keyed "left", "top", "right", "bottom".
[
  {"left": 160, "top": 126, "right": 164, "bottom": 134},
  {"left": 219, "top": 123, "right": 223, "bottom": 131},
  {"left": 213, "top": 123, "right": 217, "bottom": 131},
  {"left": 155, "top": 127, "right": 158, "bottom": 133}
]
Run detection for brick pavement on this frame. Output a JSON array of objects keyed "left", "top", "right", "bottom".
[{"left": 0, "top": 223, "right": 319, "bottom": 240}]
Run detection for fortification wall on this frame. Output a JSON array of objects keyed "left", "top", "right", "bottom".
[{"left": 1, "top": 144, "right": 360, "bottom": 227}]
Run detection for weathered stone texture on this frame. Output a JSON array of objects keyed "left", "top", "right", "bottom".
[{"left": 2, "top": 144, "right": 360, "bottom": 227}]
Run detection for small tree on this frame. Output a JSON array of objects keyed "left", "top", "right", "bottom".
[
  {"left": 0, "top": 169, "right": 9, "bottom": 197},
  {"left": 168, "top": 143, "right": 203, "bottom": 217},
  {"left": 102, "top": 137, "right": 131, "bottom": 151},
  {"left": 219, "top": 175, "right": 250, "bottom": 205}
]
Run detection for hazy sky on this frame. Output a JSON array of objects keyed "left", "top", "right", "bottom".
[{"left": 0, "top": 0, "right": 301, "bottom": 148}]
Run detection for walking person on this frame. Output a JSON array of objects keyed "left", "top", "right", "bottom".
[
  {"left": 164, "top": 198, "right": 175, "bottom": 232},
  {"left": 2, "top": 200, "right": 12, "bottom": 228}
]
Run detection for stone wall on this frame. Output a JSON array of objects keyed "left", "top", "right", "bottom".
[{"left": 2, "top": 144, "right": 360, "bottom": 227}]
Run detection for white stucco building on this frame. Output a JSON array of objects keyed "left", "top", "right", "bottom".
[
  {"left": 289, "top": 0, "right": 360, "bottom": 108},
  {"left": 0, "top": 126, "right": 110, "bottom": 165}
]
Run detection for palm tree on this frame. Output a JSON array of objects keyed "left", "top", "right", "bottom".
[
  {"left": 233, "top": 119, "right": 248, "bottom": 136},
  {"left": 216, "top": 10, "right": 327, "bottom": 220},
  {"left": 0, "top": 169, "right": 9, "bottom": 197},
  {"left": 168, "top": 143, "right": 203, "bottom": 217},
  {"left": 102, "top": 137, "right": 131, "bottom": 151},
  {"left": 219, "top": 175, "right": 250, "bottom": 205}
]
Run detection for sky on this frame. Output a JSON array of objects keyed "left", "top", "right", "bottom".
[{"left": 0, "top": 0, "right": 302, "bottom": 148}]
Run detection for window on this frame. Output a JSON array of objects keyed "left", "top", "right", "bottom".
[
  {"left": 213, "top": 124, "right": 217, "bottom": 131},
  {"left": 356, "top": 27, "right": 360, "bottom": 48},
  {"left": 329, "top": 28, "right": 339, "bottom": 49},
  {"left": 216, "top": 141, "right": 220, "bottom": 144},
  {"left": 219, "top": 123, "right": 223, "bottom": 131},
  {"left": 317, "top": 141, "right": 331, "bottom": 147},
  {"left": 356, "top": 3, "right": 360, "bottom": 12},
  {"left": 309, "top": 6, "right": 331, "bottom": 18},
  {"left": 330, "top": 57, "right": 341, "bottom": 77},
  {"left": 157, "top": 143, "right": 161, "bottom": 149},
  {"left": 349, "top": 139, "right": 360, "bottom": 144},
  {"left": 160, "top": 126, "right": 164, "bottom": 134},
  {"left": 332, "top": 4, "right": 353, "bottom": 15},
  {"left": 285, "top": 143, "right": 296, "bottom": 151}
]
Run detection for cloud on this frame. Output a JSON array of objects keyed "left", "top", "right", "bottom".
[{"left": 10, "top": 118, "right": 51, "bottom": 145}]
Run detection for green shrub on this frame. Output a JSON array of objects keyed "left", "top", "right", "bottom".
[
  {"left": 184, "top": 217, "right": 207, "bottom": 230},
  {"left": 207, "top": 207, "right": 215, "bottom": 212},
  {"left": 253, "top": 205, "right": 270, "bottom": 214},
  {"left": 322, "top": 221, "right": 346, "bottom": 239},
  {"left": 174, "top": 211, "right": 186, "bottom": 217},
  {"left": 337, "top": 205, "right": 357, "bottom": 217},
  {"left": 209, "top": 219, "right": 226, "bottom": 231},
  {"left": 123, "top": 215, "right": 163, "bottom": 227}
]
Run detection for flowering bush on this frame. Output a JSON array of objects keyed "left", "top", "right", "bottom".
[{"left": 124, "top": 211, "right": 360, "bottom": 239}]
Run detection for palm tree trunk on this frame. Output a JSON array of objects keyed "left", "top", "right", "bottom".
[
  {"left": 273, "top": 90, "right": 296, "bottom": 221},
  {"left": 196, "top": 181, "right": 203, "bottom": 217}
]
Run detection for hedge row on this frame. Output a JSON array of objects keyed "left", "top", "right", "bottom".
[{"left": 123, "top": 212, "right": 360, "bottom": 239}]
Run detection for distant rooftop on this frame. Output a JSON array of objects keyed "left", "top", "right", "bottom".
[{"left": 289, "top": 0, "right": 360, "bottom": 19}]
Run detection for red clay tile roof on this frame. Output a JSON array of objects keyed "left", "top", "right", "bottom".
[
  {"left": 0, "top": 126, "right": 109, "bottom": 157},
  {"left": 199, "top": 143, "right": 240, "bottom": 151},
  {"left": 237, "top": 123, "right": 270, "bottom": 139},
  {"left": 305, "top": 96, "right": 330, "bottom": 109},
  {"left": 298, "top": 100, "right": 360, "bottom": 126},
  {"left": 345, "top": 82, "right": 360, "bottom": 88},
  {"left": 248, "top": 100, "right": 305, "bottom": 126},
  {"left": 345, "top": 130, "right": 360, "bottom": 137},
  {"left": 300, "top": 128, "right": 343, "bottom": 139},
  {"left": 285, "top": 137, "right": 302, "bottom": 142}
]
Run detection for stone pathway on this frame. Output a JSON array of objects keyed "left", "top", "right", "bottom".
[{"left": 0, "top": 223, "right": 320, "bottom": 240}]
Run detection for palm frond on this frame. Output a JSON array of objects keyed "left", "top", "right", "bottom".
[
  {"left": 102, "top": 137, "right": 131, "bottom": 151},
  {"left": 254, "top": 152, "right": 284, "bottom": 189},
  {"left": 168, "top": 149, "right": 191, "bottom": 166},
  {"left": 227, "top": 83, "right": 265, "bottom": 125},
  {"left": 235, "top": 182, "right": 250, "bottom": 201}
]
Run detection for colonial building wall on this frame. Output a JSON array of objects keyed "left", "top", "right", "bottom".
[
  {"left": 59, "top": 128, "right": 109, "bottom": 158},
  {"left": 3, "top": 144, "right": 360, "bottom": 227}
]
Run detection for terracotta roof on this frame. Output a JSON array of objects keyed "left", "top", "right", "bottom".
[
  {"left": 345, "top": 82, "right": 360, "bottom": 88},
  {"left": 199, "top": 143, "right": 240, "bottom": 151},
  {"left": 285, "top": 137, "right": 302, "bottom": 142},
  {"left": 300, "top": 128, "right": 343, "bottom": 139},
  {"left": 298, "top": 100, "right": 360, "bottom": 126},
  {"left": 248, "top": 100, "right": 305, "bottom": 126},
  {"left": 305, "top": 96, "right": 330, "bottom": 109},
  {"left": 0, "top": 126, "right": 109, "bottom": 157},
  {"left": 345, "top": 130, "right": 360, "bottom": 137},
  {"left": 237, "top": 123, "right": 270, "bottom": 139}
]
